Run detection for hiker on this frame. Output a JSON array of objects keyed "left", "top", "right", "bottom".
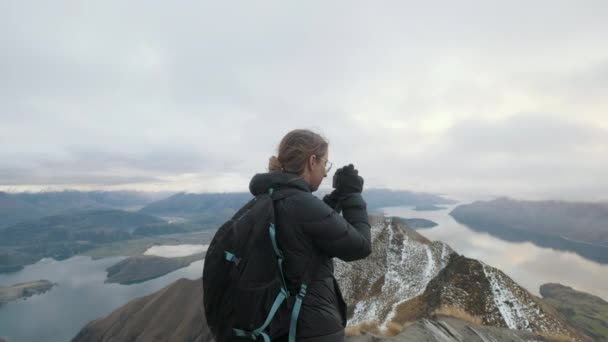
[{"left": 249, "top": 128, "right": 372, "bottom": 342}]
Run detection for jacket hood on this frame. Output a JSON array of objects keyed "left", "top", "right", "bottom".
[{"left": 249, "top": 171, "right": 311, "bottom": 196}]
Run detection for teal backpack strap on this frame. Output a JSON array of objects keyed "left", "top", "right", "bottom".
[
  {"left": 269, "top": 223, "right": 289, "bottom": 291},
  {"left": 288, "top": 283, "right": 308, "bottom": 342},
  {"left": 233, "top": 287, "right": 289, "bottom": 341},
  {"left": 268, "top": 185, "right": 318, "bottom": 342}
]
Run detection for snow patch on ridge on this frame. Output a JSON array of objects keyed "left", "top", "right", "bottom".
[{"left": 336, "top": 217, "right": 454, "bottom": 332}]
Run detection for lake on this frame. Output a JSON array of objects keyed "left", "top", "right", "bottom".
[
  {"left": 380, "top": 204, "right": 608, "bottom": 301},
  {"left": 0, "top": 246, "right": 206, "bottom": 342},
  {"left": 144, "top": 244, "right": 209, "bottom": 257}
]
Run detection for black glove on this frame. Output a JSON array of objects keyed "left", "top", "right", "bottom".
[
  {"left": 334, "top": 164, "right": 364, "bottom": 194},
  {"left": 322, "top": 189, "right": 340, "bottom": 211},
  {"left": 322, "top": 166, "right": 346, "bottom": 211}
]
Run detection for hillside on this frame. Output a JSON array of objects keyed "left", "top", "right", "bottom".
[
  {"left": 0, "top": 190, "right": 170, "bottom": 228},
  {"left": 138, "top": 192, "right": 250, "bottom": 220},
  {"left": 0, "top": 209, "right": 173, "bottom": 273},
  {"left": 541, "top": 283, "right": 608, "bottom": 341},
  {"left": 72, "top": 278, "right": 210, "bottom": 342},
  {"left": 0, "top": 209, "right": 165, "bottom": 245},
  {"left": 450, "top": 198, "right": 608, "bottom": 264},
  {"left": 451, "top": 198, "right": 608, "bottom": 244}
]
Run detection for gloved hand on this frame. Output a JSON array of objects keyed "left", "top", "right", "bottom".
[
  {"left": 322, "top": 164, "right": 364, "bottom": 211},
  {"left": 322, "top": 190, "right": 340, "bottom": 210},
  {"left": 334, "top": 164, "right": 364, "bottom": 194},
  {"left": 322, "top": 166, "right": 346, "bottom": 210}
]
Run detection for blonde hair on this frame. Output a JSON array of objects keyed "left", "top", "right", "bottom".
[{"left": 268, "top": 129, "right": 328, "bottom": 175}]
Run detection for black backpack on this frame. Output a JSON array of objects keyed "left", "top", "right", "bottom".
[{"left": 202, "top": 187, "right": 316, "bottom": 342}]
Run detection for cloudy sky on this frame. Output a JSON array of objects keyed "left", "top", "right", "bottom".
[{"left": 1, "top": 1, "right": 607, "bottom": 201}]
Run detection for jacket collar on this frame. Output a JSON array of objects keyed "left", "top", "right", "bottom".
[{"left": 249, "top": 171, "right": 311, "bottom": 196}]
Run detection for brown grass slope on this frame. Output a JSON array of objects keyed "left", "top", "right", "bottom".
[{"left": 71, "top": 278, "right": 210, "bottom": 342}]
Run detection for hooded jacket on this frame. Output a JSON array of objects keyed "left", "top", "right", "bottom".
[{"left": 249, "top": 171, "right": 372, "bottom": 341}]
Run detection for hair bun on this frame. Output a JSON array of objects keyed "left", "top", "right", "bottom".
[{"left": 268, "top": 155, "right": 284, "bottom": 172}]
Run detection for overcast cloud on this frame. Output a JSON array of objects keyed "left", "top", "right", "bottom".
[{"left": 1, "top": 1, "right": 607, "bottom": 201}]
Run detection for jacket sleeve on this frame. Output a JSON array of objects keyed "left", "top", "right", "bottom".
[{"left": 290, "top": 192, "right": 372, "bottom": 262}]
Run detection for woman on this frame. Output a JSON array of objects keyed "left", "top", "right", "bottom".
[{"left": 248, "top": 129, "right": 372, "bottom": 342}]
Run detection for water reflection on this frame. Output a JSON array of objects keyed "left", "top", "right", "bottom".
[
  {"left": 381, "top": 204, "right": 608, "bottom": 301},
  {"left": 0, "top": 255, "right": 204, "bottom": 342},
  {"left": 144, "top": 244, "right": 209, "bottom": 257}
]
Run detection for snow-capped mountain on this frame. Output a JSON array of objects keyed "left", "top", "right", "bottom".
[
  {"left": 335, "top": 215, "right": 587, "bottom": 341},
  {"left": 334, "top": 215, "right": 454, "bottom": 331}
]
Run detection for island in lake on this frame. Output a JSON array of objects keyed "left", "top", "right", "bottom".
[
  {"left": 0, "top": 280, "right": 56, "bottom": 307},
  {"left": 390, "top": 216, "right": 438, "bottom": 229},
  {"left": 413, "top": 204, "right": 447, "bottom": 211},
  {"left": 105, "top": 252, "right": 206, "bottom": 285}
]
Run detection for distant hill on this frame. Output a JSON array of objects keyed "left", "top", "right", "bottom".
[
  {"left": 105, "top": 253, "right": 205, "bottom": 285},
  {"left": 0, "top": 209, "right": 169, "bottom": 273},
  {"left": 73, "top": 215, "right": 589, "bottom": 342},
  {"left": 0, "top": 209, "right": 165, "bottom": 246},
  {"left": 138, "top": 192, "right": 251, "bottom": 221},
  {"left": 541, "top": 283, "right": 608, "bottom": 341},
  {"left": 451, "top": 197, "right": 608, "bottom": 244},
  {"left": 450, "top": 198, "right": 608, "bottom": 263},
  {"left": 138, "top": 188, "right": 456, "bottom": 220},
  {"left": 0, "top": 190, "right": 173, "bottom": 228}
]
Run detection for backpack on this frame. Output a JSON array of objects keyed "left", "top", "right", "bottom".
[{"left": 202, "top": 187, "right": 316, "bottom": 342}]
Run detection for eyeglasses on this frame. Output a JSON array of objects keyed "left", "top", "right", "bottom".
[{"left": 316, "top": 156, "right": 333, "bottom": 174}]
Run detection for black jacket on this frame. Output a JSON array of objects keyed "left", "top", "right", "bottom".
[{"left": 249, "top": 171, "right": 372, "bottom": 341}]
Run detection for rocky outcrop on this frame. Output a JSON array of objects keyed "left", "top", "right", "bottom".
[
  {"left": 335, "top": 216, "right": 454, "bottom": 331},
  {"left": 348, "top": 317, "right": 556, "bottom": 342},
  {"left": 335, "top": 216, "right": 588, "bottom": 341},
  {"left": 405, "top": 255, "right": 588, "bottom": 341}
]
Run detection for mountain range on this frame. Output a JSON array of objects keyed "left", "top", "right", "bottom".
[{"left": 0, "top": 190, "right": 171, "bottom": 228}]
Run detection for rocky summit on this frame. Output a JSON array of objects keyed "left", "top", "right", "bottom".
[
  {"left": 335, "top": 215, "right": 454, "bottom": 332},
  {"left": 336, "top": 216, "right": 587, "bottom": 341}
]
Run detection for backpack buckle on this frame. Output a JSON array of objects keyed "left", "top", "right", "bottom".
[
  {"left": 225, "top": 251, "right": 241, "bottom": 266},
  {"left": 233, "top": 328, "right": 258, "bottom": 340},
  {"left": 297, "top": 284, "right": 308, "bottom": 299}
]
